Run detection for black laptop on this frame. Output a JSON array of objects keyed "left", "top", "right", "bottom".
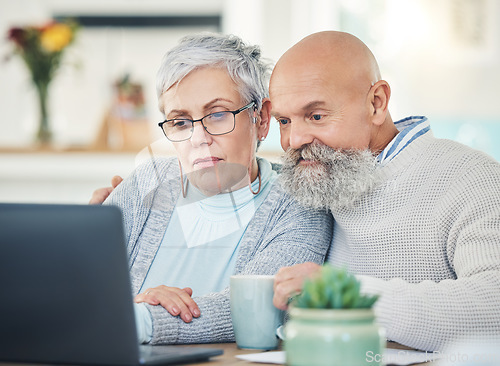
[{"left": 0, "top": 203, "right": 223, "bottom": 365}]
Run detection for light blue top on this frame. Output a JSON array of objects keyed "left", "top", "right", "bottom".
[
  {"left": 135, "top": 158, "right": 277, "bottom": 342},
  {"left": 140, "top": 158, "right": 277, "bottom": 295},
  {"left": 377, "top": 116, "right": 430, "bottom": 165}
]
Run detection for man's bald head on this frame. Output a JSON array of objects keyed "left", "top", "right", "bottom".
[{"left": 272, "top": 31, "right": 381, "bottom": 98}]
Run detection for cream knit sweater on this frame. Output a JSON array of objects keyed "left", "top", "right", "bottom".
[{"left": 327, "top": 131, "right": 500, "bottom": 352}]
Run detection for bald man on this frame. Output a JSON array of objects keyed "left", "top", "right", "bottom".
[{"left": 271, "top": 31, "right": 500, "bottom": 352}]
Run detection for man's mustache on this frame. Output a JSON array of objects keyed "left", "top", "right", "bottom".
[
  {"left": 285, "top": 145, "right": 325, "bottom": 164},
  {"left": 286, "top": 145, "right": 354, "bottom": 164}
]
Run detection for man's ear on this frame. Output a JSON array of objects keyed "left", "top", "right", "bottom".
[
  {"left": 370, "top": 80, "right": 391, "bottom": 126},
  {"left": 257, "top": 98, "right": 272, "bottom": 138}
]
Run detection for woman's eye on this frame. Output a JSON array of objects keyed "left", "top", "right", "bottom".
[
  {"left": 173, "top": 120, "right": 190, "bottom": 128},
  {"left": 209, "top": 111, "right": 227, "bottom": 121},
  {"left": 277, "top": 118, "right": 289, "bottom": 125}
]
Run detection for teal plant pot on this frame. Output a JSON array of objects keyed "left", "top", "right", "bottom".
[{"left": 284, "top": 307, "right": 385, "bottom": 366}]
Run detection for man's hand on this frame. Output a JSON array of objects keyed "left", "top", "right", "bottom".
[
  {"left": 134, "top": 285, "right": 201, "bottom": 323},
  {"left": 89, "top": 175, "right": 123, "bottom": 205},
  {"left": 273, "top": 262, "right": 321, "bottom": 310}
]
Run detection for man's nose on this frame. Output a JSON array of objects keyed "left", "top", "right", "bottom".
[
  {"left": 190, "top": 121, "right": 212, "bottom": 146},
  {"left": 289, "top": 120, "right": 315, "bottom": 150}
]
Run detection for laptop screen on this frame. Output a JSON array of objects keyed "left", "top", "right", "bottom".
[{"left": 0, "top": 203, "right": 140, "bottom": 365}]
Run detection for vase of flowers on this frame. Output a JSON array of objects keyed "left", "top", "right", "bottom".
[
  {"left": 284, "top": 265, "right": 385, "bottom": 366},
  {"left": 7, "top": 20, "right": 78, "bottom": 146}
]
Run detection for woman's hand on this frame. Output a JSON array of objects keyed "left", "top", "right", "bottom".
[
  {"left": 134, "top": 285, "right": 201, "bottom": 323},
  {"left": 89, "top": 175, "right": 123, "bottom": 205},
  {"left": 273, "top": 262, "right": 321, "bottom": 310}
]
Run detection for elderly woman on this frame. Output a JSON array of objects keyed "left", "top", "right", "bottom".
[{"left": 102, "top": 33, "right": 332, "bottom": 345}]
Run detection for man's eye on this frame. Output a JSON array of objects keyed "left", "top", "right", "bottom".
[{"left": 311, "top": 114, "right": 322, "bottom": 121}]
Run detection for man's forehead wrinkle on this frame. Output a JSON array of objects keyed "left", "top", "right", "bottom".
[{"left": 271, "top": 73, "right": 326, "bottom": 99}]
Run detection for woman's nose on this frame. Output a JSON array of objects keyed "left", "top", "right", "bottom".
[{"left": 190, "top": 121, "right": 212, "bottom": 146}]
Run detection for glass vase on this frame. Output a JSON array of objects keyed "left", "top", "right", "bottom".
[{"left": 35, "top": 81, "right": 52, "bottom": 146}]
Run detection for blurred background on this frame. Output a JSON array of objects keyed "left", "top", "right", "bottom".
[{"left": 1, "top": 0, "right": 499, "bottom": 203}]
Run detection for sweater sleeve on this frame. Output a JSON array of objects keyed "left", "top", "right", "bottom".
[
  {"left": 104, "top": 158, "right": 174, "bottom": 261},
  {"left": 147, "top": 187, "right": 333, "bottom": 345},
  {"left": 357, "top": 160, "right": 500, "bottom": 352}
]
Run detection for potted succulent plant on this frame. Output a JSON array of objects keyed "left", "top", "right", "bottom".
[{"left": 284, "top": 265, "right": 385, "bottom": 366}]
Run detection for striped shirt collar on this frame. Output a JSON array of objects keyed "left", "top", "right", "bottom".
[{"left": 377, "top": 116, "right": 430, "bottom": 165}]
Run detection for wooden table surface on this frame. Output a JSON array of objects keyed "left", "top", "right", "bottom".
[{"left": 180, "top": 341, "right": 435, "bottom": 365}]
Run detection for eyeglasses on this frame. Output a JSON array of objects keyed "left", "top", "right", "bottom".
[{"left": 158, "top": 101, "right": 256, "bottom": 142}]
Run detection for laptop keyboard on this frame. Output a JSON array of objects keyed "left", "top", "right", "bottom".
[
  {"left": 138, "top": 344, "right": 222, "bottom": 365},
  {"left": 139, "top": 345, "right": 193, "bottom": 358}
]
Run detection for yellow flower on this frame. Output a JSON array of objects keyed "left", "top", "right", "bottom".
[{"left": 40, "top": 23, "right": 73, "bottom": 52}]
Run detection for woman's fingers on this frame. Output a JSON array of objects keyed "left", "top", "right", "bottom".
[{"left": 134, "top": 286, "right": 200, "bottom": 322}]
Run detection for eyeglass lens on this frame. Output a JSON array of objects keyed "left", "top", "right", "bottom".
[{"left": 162, "top": 111, "right": 235, "bottom": 141}]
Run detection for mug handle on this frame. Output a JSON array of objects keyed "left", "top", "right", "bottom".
[{"left": 276, "top": 325, "right": 285, "bottom": 341}]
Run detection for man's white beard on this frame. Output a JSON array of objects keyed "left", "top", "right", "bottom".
[{"left": 279, "top": 144, "right": 378, "bottom": 211}]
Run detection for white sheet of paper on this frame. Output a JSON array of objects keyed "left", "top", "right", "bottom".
[
  {"left": 235, "top": 351, "right": 285, "bottom": 364},
  {"left": 235, "top": 349, "right": 439, "bottom": 365},
  {"left": 377, "top": 349, "right": 441, "bottom": 365}
]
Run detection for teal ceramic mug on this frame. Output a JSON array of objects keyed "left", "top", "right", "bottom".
[{"left": 230, "top": 275, "right": 283, "bottom": 350}]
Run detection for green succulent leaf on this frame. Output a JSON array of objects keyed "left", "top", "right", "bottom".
[{"left": 292, "top": 265, "right": 379, "bottom": 309}]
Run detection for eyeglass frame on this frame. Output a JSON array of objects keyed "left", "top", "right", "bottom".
[{"left": 158, "top": 101, "right": 257, "bottom": 142}]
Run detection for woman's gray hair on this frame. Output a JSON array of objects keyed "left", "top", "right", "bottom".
[{"left": 156, "top": 32, "right": 273, "bottom": 112}]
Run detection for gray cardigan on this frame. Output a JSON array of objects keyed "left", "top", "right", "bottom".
[{"left": 105, "top": 157, "right": 333, "bottom": 344}]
